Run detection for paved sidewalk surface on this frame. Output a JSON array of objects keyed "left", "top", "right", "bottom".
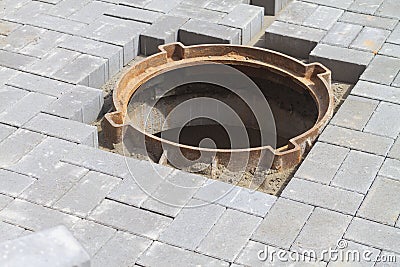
[{"left": 0, "top": 0, "right": 399, "bottom": 266}]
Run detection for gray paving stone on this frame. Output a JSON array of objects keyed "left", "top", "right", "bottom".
[
  {"left": 0, "top": 85, "right": 28, "bottom": 113},
  {"left": 158, "top": 199, "right": 225, "bottom": 250},
  {"left": 7, "top": 72, "right": 74, "bottom": 97},
  {"left": 45, "top": 0, "right": 91, "bottom": 18},
  {"left": 340, "top": 12, "right": 398, "bottom": 30},
  {"left": 389, "top": 137, "right": 400, "bottom": 160},
  {"left": 310, "top": 44, "right": 374, "bottom": 83},
  {"left": 0, "top": 49, "right": 36, "bottom": 70},
  {"left": 106, "top": 5, "right": 162, "bottom": 24},
  {"left": 332, "top": 150, "right": 384, "bottom": 194},
  {"left": 252, "top": 198, "right": 313, "bottom": 250},
  {"left": 364, "top": 102, "right": 400, "bottom": 139},
  {"left": 375, "top": 251, "right": 400, "bottom": 266},
  {"left": 282, "top": 178, "right": 364, "bottom": 215},
  {"left": 170, "top": 4, "right": 226, "bottom": 23},
  {"left": 0, "top": 129, "right": 45, "bottom": 168},
  {"left": 181, "top": 0, "right": 213, "bottom": 8},
  {"left": 328, "top": 240, "right": 380, "bottom": 266},
  {"left": 379, "top": 158, "right": 400, "bottom": 181},
  {"left": 59, "top": 35, "right": 123, "bottom": 77},
  {"left": 0, "top": 25, "right": 46, "bottom": 52},
  {"left": 0, "top": 221, "right": 26, "bottom": 243},
  {"left": 345, "top": 217, "right": 400, "bottom": 253},
  {"left": 387, "top": 24, "right": 400, "bottom": 45},
  {"left": 141, "top": 170, "right": 205, "bottom": 217},
  {"left": 196, "top": 209, "right": 262, "bottom": 262},
  {"left": 0, "top": 67, "right": 19, "bottom": 86},
  {"left": 205, "top": 0, "right": 250, "bottom": 13},
  {"left": 294, "top": 142, "right": 349, "bottom": 184},
  {"left": 376, "top": 0, "right": 400, "bottom": 19},
  {"left": 19, "top": 30, "right": 68, "bottom": 58},
  {"left": 92, "top": 231, "right": 152, "bottom": 267},
  {"left": 19, "top": 162, "right": 88, "bottom": 206},
  {"left": 0, "top": 225, "right": 90, "bottom": 267},
  {"left": 352, "top": 80, "right": 400, "bottom": 105},
  {"left": 348, "top": 0, "right": 384, "bottom": 15},
  {"left": 357, "top": 176, "right": 400, "bottom": 225},
  {"left": 219, "top": 4, "right": 263, "bottom": 44},
  {"left": 322, "top": 22, "right": 363, "bottom": 48},
  {"left": 89, "top": 199, "right": 172, "bottom": 239},
  {"left": 303, "top": 0, "right": 354, "bottom": 9},
  {"left": 292, "top": 208, "right": 352, "bottom": 259},
  {"left": 27, "top": 47, "right": 81, "bottom": 77},
  {"left": 140, "top": 15, "right": 188, "bottom": 56},
  {"left": 319, "top": 125, "right": 394, "bottom": 156},
  {"left": 0, "top": 194, "right": 13, "bottom": 210},
  {"left": 179, "top": 19, "right": 241, "bottom": 45},
  {"left": 379, "top": 43, "right": 400, "bottom": 58},
  {"left": 53, "top": 53, "right": 108, "bottom": 88},
  {"left": 276, "top": 1, "right": 318, "bottom": 25},
  {"left": 265, "top": 21, "right": 326, "bottom": 58},
  {"left": 54, "top": 171, "right": 120, "bottom": 217},
  {"left": 331, "top": 95, "right": 379, "bottom": 130},
  {"left": 3, "top": 1, "right": 50, "bottom": 24},
  {"left": 44, "top": 85, "right": 104, "bottom": 124},
  {"left": 138, "top": 241, "right": 229, "bottom": 266},
  {"left": 0, "top": 20, "right": 21, "bottom": 36},
  {"left": 0, "top": 169, "right": 34, "bottom": 197},
  {"left": 23, "top": 113, "right": 98, "bottom": 147},
  {"left": 361, "top": 55, "right": 400, "bottom": 85},
  {"left": 29, "top": 13, "right": 87, "bottom": 35},
  {"left": 0, "top": 199, "right": 80, "bottom": 231},
  {"left": 145, "top": 0, "right": 182, "bottom": 13},
  {"left": 70, "top": 219, "right": 116, "bottom": 257},
  {"left": 0, "top": 92, "right": 55, "bottom": 127},
  {"left": 0, "top": 124, "right": 16, "bottom": 143},
  {"left": 68, "top": 1, "right": 114, "bottom": 24},
  {"left": 303, "top": 6, "right": 343, "bottom": 31},
  {"left": 350, "top": 27, "right": 390, "bottom": 52}
]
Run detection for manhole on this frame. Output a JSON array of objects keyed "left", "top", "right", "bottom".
[{"left": 102, "top": 43, "right": 334, "bottom": 190}]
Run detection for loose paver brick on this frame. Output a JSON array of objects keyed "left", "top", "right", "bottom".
[
  {"left": 348, "top": 0, "right": 384, "bottom": 15},
  {"left": 322, "top": 22, "right": 363, "bottom": 48},
  {"left": 276, "top": 1, "right": 318, "bottom": 25},
  {"left": 309, "top": 44, "right": 374, "bottom": 83},
  {"left": 294, "top": 142, "right": 349, "bottom": 184},
  {"left": 0, "top": 199, "right": 80, "bottom": 231},
  {"left": 0, "top": 169, "right": 35, "bottom": 197},
  {"left": 158, "top": 199, "right": 225, "bottom": 250},
  {"left": 352, "top": 80, "right": 400, "bottom": 105},
  {"left": 252, "top": 198, "right": 314, "bottom": 250},
  {"left": 0, "top": 129, "right": 45, "bottom": 168},
  {"left": 282, "top": 178, "right": 364, "bottom": 215},
  {"left": 339, "top": 11, "right": 398, "bottom": 30},
  {"left": 303, "top": 6, "right": 343, "bottom": 31},
  {"left": 54, "top": 171, "right": 120, "bottom": 217},
  {"left": 330, "top": 95, "right": 379, "bottom": 131},
  {"left": 265, "top": 21, "right": 326, "bottom": 58},
  {"left": 89, "top": 199, "right": 172, "bottom": 239},
  {"left": 345, "top": 217, "right": 400, "bottom": 253},
  {"left": 92, "top": 231, "right": 152, "bottom": 267},
  {"left": 357, "top": 176, "right": 400, "bottom": 225},
  {"left": 292, "top": 208, "right": 352, "bottom": 259},
  {"left": 360, "top": 55, "right": 400, "bottom": 85},
  {"left": 196, "top": 209, "right": 262, "bottom": 262},
  {"left": 379, "top": 158, "right": 400, "bottom": 181},
  {"left": 364, "top": 102, "right": 400, "bottom": 139},
  {"left": 23, "top": 113, "right": 98, "bottom": 147},
  {"left": 70, "top": 219, "right": 116, "bottom": 257},
  {"left": 138, "top": 241, "right": 229, "bottom": 266},
  {"left": 350, "top": 27, "right": 390, "bottom": 52},
  {"left": 332, "top": 150, "right": 384, "bottom": 194},
  {"left": 140, "top": 15, "right": 188, "bottom": 56},
  {"left": 319, "top": 125, "right": 394, "bottom": 156},
  {"left": 219, "top": 4, "right": 263, "bottom": 44},
  {"left": 179, "top": 19, "right": 241, "bottom": 45}
]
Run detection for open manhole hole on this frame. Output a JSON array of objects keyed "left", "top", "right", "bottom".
[{"left": 101, "top": 43, "right": 335, "bottom": 195}]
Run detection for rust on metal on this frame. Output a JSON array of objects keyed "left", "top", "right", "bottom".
[{"left": 103, "top": 42, "right": 334, "bottom": 171}]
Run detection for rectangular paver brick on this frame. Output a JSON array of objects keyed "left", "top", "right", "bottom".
[
  {"left": 68, "top": 1, "right": 114, "bottom": 24},
  {"left": 138, "top": 241, "right": 229, "bottom": 266},
  {"left": 196, "top": 209, "right": 262, "bottom": 262},
  {"left": 319, "top": 125, "right": 394, "bottom": 156},
  {"left": 0, "top": 85, "right": 28, "bottom": 113},
  {"left": 145, "top": 0, "right": 182, "bottom": 13},
  {"left": 19, "top": 30, "right": 68, "bottom": 58},
  {"left": 379, "top": 158, "right": 400, "bottom": 181},
  {"left": 0, "top": 169, "right": 34, "bottom": 197},
  {"left": 348, "top": 0, "right": 384, "bottom": 15},
  {"left": 205, "top": 0, "right": 250, "bottom": 13},
  {"left": 345, "top": 217, "right": 400, "bottom": 253},
  {"left": 357, "top": 176, "right": 400, "bottom": 225},
  {"left": 23, "top": 113, "right": 98, "bottom": 147},
  {"left": 170, "top": 4, "right": 226, "bottom": 23},
  {"left": 350, "top": 27, "right": 390, "bottom": 52},
  {"left": 379, "top": 43, "right": 400, "bottom": 59},
  {"left": 0, "top": 123, "right": 16, "bottom": 143},
  {"left": 352, "top": 80, "right": 400, "bottom": 105},
  {"left": 340, "top": 11, "right": 398, "bottom": 30},
  {"left": 364, "top": 102, "right": 400, "bottom": 139},
  {"left": 158, "top": 199, "right": 225, "bottom": 250},
  {"left": 303, "top": 6, "right": 343, "bottom": 30},
  {"left": 389, "top": 138, "right": 400, "bottom": 160},
  {"left": 322, "top": 22, "right": 363, "bottom": 47},
  {"left": 282, "top": 178, "right": 364, "bottom": 215},
  {"left": 361, "top": 55, "right": 400, "bottom": 85},
  {"left": 89, "top": 199, "right": 172, "bottom": 239},
  {"left": 0, "top": 25, "right": 46, "bottom": 52},
  {"left": 332, "top": 150, "right": 384, "bottom": 194},
  {"left": 0, "top": 50, "right": 36, "bottom": 70},
  {"left": 106, "top": 5, "right": 162, "bottom": 24},
  {"left": 304, "top": 0, "right": 354, "bottom": 9},
  {"left": 376, "top": 0, "right": 400, "bottom": 19},
  {"left": 294, "top": 142, "right": 349, "bottom": 184},
  {"left": 276, "top": 1, "right": 317, "bottom": 25},
  {"left": 252, "top": 198, "right": 313, "bottom": 250},
  {"left": 387, "top": 24, "right": 400, "bottom": 45}
]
